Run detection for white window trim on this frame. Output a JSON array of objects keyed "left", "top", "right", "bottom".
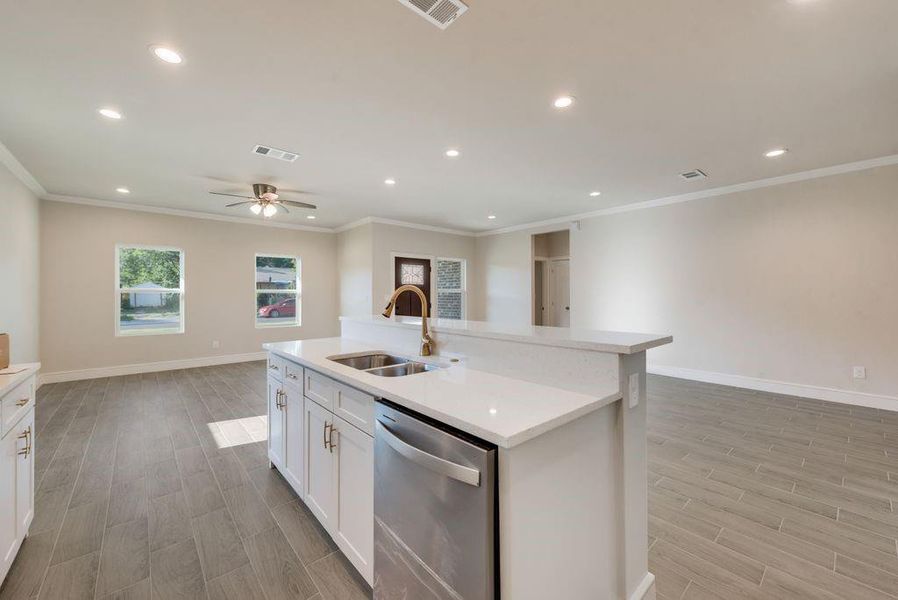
[
  {"left": 115, "top": 244, "right": 185, "bottom": 337},
  {"left": 255, "top": 253, "right": 302, "bottom": 329},
  {"left": 435, "top": 256, "right": 467, "bottom": 321}
]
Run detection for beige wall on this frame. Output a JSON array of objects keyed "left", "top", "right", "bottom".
[
  {"left": 0, "top": 163, "right": 40, "bottom": 363},
  {"left": 473, "top": 165, "right": 898, "bottom": 398},
  {"left": 371, "top": 223, "right": 477, "bottom": 315},
  {"left": 40, "top": 201, "right": 339, "bottom": 374},
  {"left": 534, "top": 230, "right": 570, "bottom": 258},
  {"left": 337, "top": 223, "right": 374, "bottom": 317}
]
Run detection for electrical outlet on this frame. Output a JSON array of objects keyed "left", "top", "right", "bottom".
[
  {"left": 212, "top": 340, "right": 220, "bottom": 349},
  {"left": 852, "top": 366, "right": 866, "bottom": 380}
]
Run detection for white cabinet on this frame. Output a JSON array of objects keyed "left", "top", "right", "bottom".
[
  {"left": 304, "top": 399, "right": 336, "bottom": 528},
  {"left": 332, "top": 415, "right": 374, "bottom": 582},
  {"left": 267, "top": 375, "right": 286, "bottom": 469},
  {"left": 0, "top": 366, "right": 37, "bottom": 587},
  {"left": 267, "top": 355, "right": 374, "bottom": 586},
  {"left": 282, "top": 379, "right": 304, "bottom": 495}
]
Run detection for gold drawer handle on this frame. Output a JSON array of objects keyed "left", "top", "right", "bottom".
[
  {"left": 328, "top": 425, "right": 337, "bottom": 453},
  {"left": 17, "top": 426, "right": 31, "bottom": 457},
  {"left": 16, "top": 398, "right": 29, "bottom": 407}
]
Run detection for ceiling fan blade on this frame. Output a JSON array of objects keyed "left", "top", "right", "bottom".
[
  {"left": 225, "top": 201, "right": 255, "bottom": 207},
  {"left": 278, "top": 188, "right": 315, "bottom": 195},
  {"left": 277, "top": 204, "right": 290, "bottom": 214},
  {"left": 210, "top": 191, "right": 255, "bottom": 200},
  {"left": 280, "top": 199, "right": 317, "bottom": 210}
]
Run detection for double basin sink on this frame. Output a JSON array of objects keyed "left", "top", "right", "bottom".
[{"left": 328, "top": 352, "right": 441, "bottom": 377}]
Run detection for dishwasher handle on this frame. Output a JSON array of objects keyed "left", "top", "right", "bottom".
[{"left": 376, "top": 418, "right": 481, "bottom": 487}]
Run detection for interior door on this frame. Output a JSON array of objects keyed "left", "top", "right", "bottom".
[
  {"left": 393, "top": 257, "right": 431, "bottom": 316},
  {"left": 550, "top": 259, "right": 571, "bottom": 327},
  {"left": 267, "top": 376, "right": 285, "bottom": 468},
  {"left": 304, "top": 399, "right": 336, "bottom": 531}
]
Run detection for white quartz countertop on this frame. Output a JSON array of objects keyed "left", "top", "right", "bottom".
[
  {"left": 340, "top": 315, "right": 672, "bottom": 354},
  {"left": 0, "top": 363, "right": 41, "bottom": 398},
  {"left": 264, "top": 338, "right": 621, "bottom": 448}
]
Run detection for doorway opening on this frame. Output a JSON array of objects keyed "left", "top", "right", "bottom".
[{"left": 532, "top": 230, "right": 570, "bottom": 327}]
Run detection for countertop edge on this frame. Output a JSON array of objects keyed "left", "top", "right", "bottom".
[
  {"left": 340, "top": 316, "right": 672, "bottom": 355},
  {"left": 0, "top": 363, "right": 41, "bottom": 398}
]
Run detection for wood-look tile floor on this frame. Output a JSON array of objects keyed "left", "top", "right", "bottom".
[
  {"left": 3, "top": 364, "right": 897, "bottom": 599},
  {"left": 648, "top": 375, "right": 898, "bottom": 600},
  {"left": 0, "top": 362, "right": 370, "bottom": 600}
]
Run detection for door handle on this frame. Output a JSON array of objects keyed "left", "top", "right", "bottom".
[{"left": 376, "top": 419, "right": 480, "bottom": 487}]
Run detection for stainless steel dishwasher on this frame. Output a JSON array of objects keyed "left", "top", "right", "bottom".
[{"left": 374, "top": 400, "right": 498, "bottom": 600}]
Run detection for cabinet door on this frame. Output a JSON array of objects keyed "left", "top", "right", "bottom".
[
  {"left": 15, "top": 410, "right": 34, "bottom": 539},
  {"left": 282, "top": 382, "right": 304, "bottom": 495},
  {"left": 0, "top": 425, "right": 18, "bottom": 581},
  {"left": 267, "top": 376, "right": 285, "bottom": 469},
  {"left": 304, "top": 399, "right": 336, "bottom": 531},
  {"left": 332, "top": 416, "right": 374, "bottom": 585}
]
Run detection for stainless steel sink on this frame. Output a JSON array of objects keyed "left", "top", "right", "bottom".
[
  {"left": 327, "top": 352, "right": 440, "bottom": 377},
  {"left": 366, "top": 362, "right": 440, "bottom": 377},
  {"left": 329, "top": 353, "right": 409, "bottom": 370}
]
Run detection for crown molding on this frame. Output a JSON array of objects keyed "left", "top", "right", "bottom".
[
  {"left": 334, "top": 216, "right": 475, "bottom": 237},
  {"left": 0, "top": 140, "right": 46, "bottom": 197},
  {"left": 42, "top": 194, "right": 335, "bottom": 233},
  {"left": 476, "top": 153, "right": 898, "bottom": 237}
]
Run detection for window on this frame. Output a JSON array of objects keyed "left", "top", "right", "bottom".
[
  {"left": 435, "top": 258, "right": 466, "bottom": 320},
  {"left": 256, "top": 255, "right": 301, "bottom": 327},
  {"left": 116, "top": 245, "right": 184, "bottom": 336}
]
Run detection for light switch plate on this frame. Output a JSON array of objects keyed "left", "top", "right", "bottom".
[{"left": 628, "top": 373, "right": 640, "bottom": 408}]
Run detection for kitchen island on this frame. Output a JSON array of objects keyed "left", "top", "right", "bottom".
[{"left": 264, "top": 315, "right": 671, "bottom": 600}]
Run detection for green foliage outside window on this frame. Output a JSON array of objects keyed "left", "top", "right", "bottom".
[{"left": 119, "top": 248, "right": 181, "bottom": 288}]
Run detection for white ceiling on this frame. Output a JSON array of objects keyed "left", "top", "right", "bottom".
[{"left": 1, "top": 0, "right": 896, "bottom": 232}]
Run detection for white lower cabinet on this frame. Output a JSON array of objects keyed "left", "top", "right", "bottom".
[
  {"left": 332, "top": 415, "right": 374, "bottom": 582},
  {"left": 282, "top": 381, "right": 304, "bottom": 495},
  {"left": 267, "top": 375, "right": 286, "bottom": 469},
  {"left": 0, "top": 369, "right": 36, "bottom": 587},
  {"left": 268, "top": 355, "right": 375, "bottom": 586},
  {"left": 304, "top": 399, "right": 337, "bottom": 528}
]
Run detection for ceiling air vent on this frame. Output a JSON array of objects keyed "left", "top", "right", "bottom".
[
  {"left": 398, "top": 0, "right": 468, "bottom": 29},
  {"left": 252, "top": 145, "right": 299, "bottom": 163},
  {"left": 679, "top": 169, "right": 708, "bottom": 181}
]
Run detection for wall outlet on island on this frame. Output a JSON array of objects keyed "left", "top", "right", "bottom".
[
  {"left": 852, "top": 366, "right": 866, "bottom": 380},
  {"left": 212, "top": 340, "right": 220, "bottom": 349}
]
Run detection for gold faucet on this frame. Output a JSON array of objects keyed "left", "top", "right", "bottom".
[{"left": 382, "top": 284, "right": 434, "bottom": 356}]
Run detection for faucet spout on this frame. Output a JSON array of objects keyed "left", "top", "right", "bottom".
[{"left": 381, "top": 284, "right": 434, "bottom": 356}]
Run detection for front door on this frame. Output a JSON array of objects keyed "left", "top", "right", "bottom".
[{"left": 393, "top": 257, "right": 431, "bottom": 316}]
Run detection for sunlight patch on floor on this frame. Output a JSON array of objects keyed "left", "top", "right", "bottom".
[{"left": 208, "top": 415, "right": 267, "bottom": 449}]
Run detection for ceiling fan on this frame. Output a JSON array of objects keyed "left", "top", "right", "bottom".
[{"left": 210, "top": 183, "right": 316, "bottom": 218}]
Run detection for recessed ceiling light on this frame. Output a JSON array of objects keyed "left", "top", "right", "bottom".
[
  {"left": 553, "top": 95, "right": 575, "bottom": 109},
  {"left": 306, "top": 215, "right": 316, "bottom": 220},
  {"left": 765, "top": 148, "right": 788, "bottom": 158},
  {"left": 589, "top": 191, "right": 601, "bottom": 197},
  {"left": 487, "top": 215, "right": 496, "bottom": 220},
  {"left": 445, "top": 149, "right": 460, "bottom": 158},
  {"left": 115, "top": 187, "right": 130, "bottom": 194},
  {"left": 384, "top": 178, "right": 396, "bottom": 185},
  {"left": 150, "top": 45, "right": 183, "bottom": 64},
  {"left": 98, "top": 108, "right": 123, "bottom": 120}
]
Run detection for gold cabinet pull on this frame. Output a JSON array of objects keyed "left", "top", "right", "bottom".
[
  {"left": 323, "top": 422, "right": 331, "bottom": 449},
  {"left": 328, "top": 425, "right": 337, "bottom": 453},
  {"left": 16, "top": 398, "right": 29, "bottom": 407},
  {"left": 17, "top": 426, "right": 31, "bottom": 457},
  {"left": 286, "top": 372, "right": 298, "bottom": 380}
]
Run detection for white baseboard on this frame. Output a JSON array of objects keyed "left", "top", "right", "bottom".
[
  {"left": 648, "top": 364, "right": 898, "bottom": 412},
  {"left": 629, "top": 572, "right": 656, "bottom": 600},
  {"left": 39, "top": 351, "right": 268, "bottom": 386}
]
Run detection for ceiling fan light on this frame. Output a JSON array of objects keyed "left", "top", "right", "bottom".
[
  {"left": 262, "top": 204, "right": 278, "bottom": 218},
  {"left": 250, "top": 203, "right": 263, "bottom": 215}
]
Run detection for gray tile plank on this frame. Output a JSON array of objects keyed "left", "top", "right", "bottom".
[
  {"left": 271, "top": 500, "right": 337, "bottom": 565},
  {"left": 51, "top": 499, "right": 108, "bottom": 565},
  {"left": 150, "top": 537, "right": 207, "bottom": 600},
  {"left": 182, "top": 470, "right": 226, "bottom": 518},
  {"left": 149, "top": 491, "right": 193, "bottom": 552},
  {"left": 0, "top": 530, "right": 56, "bottom": 600},
  {"left": 191, "top": 507, "right": 250, "bottom": 580},
  {"left": 39, "top": 551, "right": 99, "bottom": 600},
  {"left": 206, "top": 563, "right": 267, "bottom": 600},
  {"left": 222, "top": 484, "right": 277, "bottom": 539},
  {"left": 243, "top": 527, "right": 319, "bottom": 600},
  {"left": 95, "top": 517, "right": 150, "bottom": 597},
  {"left": 97, "top": 578, "right": 150, "bottom": 600},
  {"left": 106, "top": 476, "right": 148, "bottom": 528},
  {"left": 307, "top": 552, "right": 371, "bottom": 600}
]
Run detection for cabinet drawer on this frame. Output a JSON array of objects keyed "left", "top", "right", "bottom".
[
  {"left": 284, "top": 361, "right": 303, "bottom": 386},
  {"left": 267, "top": 354, "right": 287, "bottom": 381},
  {"left": 304, "top": 370, "right": 337, "bottom": 411},
  {"left": 1, "top": 378, "right": 34, "bottom": 438}
]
